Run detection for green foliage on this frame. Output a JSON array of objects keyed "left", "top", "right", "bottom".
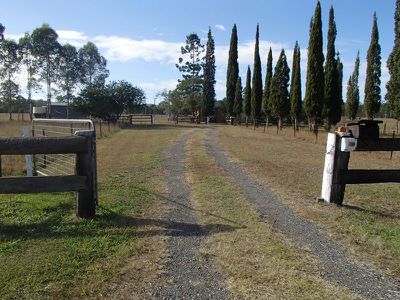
[
  {"left": 226, "top": 24, "right": 239, "bottom": 116},
  {"left": 78, "top": 41, "right": 109, "bottom": 86},
  {"left": 58, "top": 44, "right": 80, "bottom": 118},
  {"left": 323, "top": 6, "right": 341, "bottom": 127},
  {"left": 175, "top": 33, "right": 204, "bottom": 114},
  {"left": 0, "top": 23, "right": 5, "bottom": 42},
  {"left": 269, "top": 49, "right": 290, "bottom": 122},
  {"left": 290, "top": 42, "right": 302, "bottom": 121},
  {"left": 263, "top": 48, "right": 273, "bottom": 117},
  {"left": 233, "top": 76, "right": 243, "bottom": 118},
  {"left": 304, "top": 1, "right": 325, "bottom": 124},
  {"left": 0, "top": 39, "right": 21, "bottom": 119},
  {"left": 31, "top": 23, "right": 61, "bottom": 116},
  {"left": 74, "top": 81, "right": 145, "bottom": 120},
  {"left": 346, "top": 52, "right": 360, "bottom": 120},
  {"left": 364, "top": 13, "right": 381, "bottom": 119},
  {"left": 202, "top": 28, "right": 216, "bottom": 118},
  {"left": 243, "top": 66, "right": 252, "bottom": 117},
  {"left": 386, "top": 0, "right": 400, "bottom": 119},
  {"left": 251, "top": 24, "right": 263, "bottom": 119}
]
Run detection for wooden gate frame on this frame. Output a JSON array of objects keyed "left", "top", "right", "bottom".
[
  {"left": 0, "top": 130, "right": 97, "bottom": 218},
  {"left": 321, "top": 132, "right": 400, "bottom": 205}
]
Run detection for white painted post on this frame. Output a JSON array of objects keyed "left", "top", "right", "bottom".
[
  {"left": 321, "top": 133, "right": 337, "bottom": 203},
  {"left": 22, "top": 127, "right": 33, "bottom": 177}
]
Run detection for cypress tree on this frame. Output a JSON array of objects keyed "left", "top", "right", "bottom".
[
  {"left": 290, "top": 41, "right": 302, "bottom": 126},
  {"left": 251, "top": 24, "right": 263, "bottom": 121},
  {"left": 323, "top": 6, "right": 341, "bottom": 128},
  {"left": 202, "top": 28, "right": 216, "bottom": 119},
  {"left": 270, "top": 49, "right": 290, "bottom": 130},
  {"left": 386, "top": 0, "right": 400, "bottom": 119},
  {"left": 226, "top": 24, "right": 239, "bottom": 116},
  {"left": 304, "top": 1, "right": 324, "bottom": 128},
  {"left": 346, "top": 52, "right": 360, "bottom": 119},
  {"left": 233, "top": 76, "right": 243, "bottom": 119},
  {"left": 364, "top": 13, "right": 381, "bottom": 119},
  {"left": 336, "top": 53, "right": 343, "bottom": 123},
  {"left": 263, "top": 47, "right": 273, "bottom": 121},
  {"left": 243, "top": 66, "right": 252, "bottom": 124}
]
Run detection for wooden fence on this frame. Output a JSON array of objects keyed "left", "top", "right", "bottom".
[
  {"left": 321, "top": 120, "right": 400, "bottom": 205},
  {"left": 0, "top": 130, "right": 97, "bottom": 218}
]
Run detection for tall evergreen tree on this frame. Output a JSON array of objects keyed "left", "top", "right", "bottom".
[
  {"left": 263, "top": 47, "right": 273, "bottom": 120},
  {"left": 202, "top": 28, "right": 216, "bottom": 119},
  {"left": 364, "top": 13, "right": 381, "bottom": 119},
  {"left": 290, "top": 41, "right": 302, "bottom": 125},
  {"left": 270, "top": 49, "right": 290, "bottom": 129},
  {"left": 336, "top": 53, "right": 343, "bottom": 123},
  {"left": 251, "top": 24, "right": 263, "bottom": 121},
  {"left": 346, "top": 52, "right": 360, "bottom": 119},
  {"left": 176, "top": 33, "right": 205, "bottom": 114},
  {"left": 243, "top": 66, "right": 252, "bottom": 123},
  {"left": 323, "top": 6, "right": 341, "bottom": 128},
  {"left": 386, "top": 0, "right": 400, "bottom": 119},
  {"left": 0, "top": 23, "right": 5, "bottom": 42},
  {"left": 233, "top": 76, "right": 243, "bottom": 119},
  {"left": 226, "top": 24, "right": 239, "bottom": 116},
  {"left": 304, "top": 1, "right": 324, "bottom": 128}
]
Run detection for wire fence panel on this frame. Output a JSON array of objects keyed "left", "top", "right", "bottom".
[{"left": 32, "top": 119, "right": 94, "bottom": 177}]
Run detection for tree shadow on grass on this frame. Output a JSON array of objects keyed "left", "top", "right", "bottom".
[
  {"left": 122, "top": 124, "right": 211, "bottom": 130},
  {"left": 0, "top": 202, "right": 241, "bottom": 242},
  {"left": 342, "top": 203, "right": 400, "bottom": 220}
]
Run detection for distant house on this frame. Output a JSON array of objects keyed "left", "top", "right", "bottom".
[{"left": 33, "top": 103, "right": 84, "bottom": 119}]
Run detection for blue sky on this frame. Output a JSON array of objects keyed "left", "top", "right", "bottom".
[{"left": 1, "top": 0, "right": 397, "bottom": 104}]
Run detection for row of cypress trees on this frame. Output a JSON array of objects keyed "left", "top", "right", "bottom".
[{"left": 226, "top": 1, "right": 386, "bottom": 128}]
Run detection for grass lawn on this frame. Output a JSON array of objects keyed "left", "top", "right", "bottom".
[
  {"left": 0, "top": 122, "right": 186, "bottom": 299},
  {"left": 217, "top": 124, "right": 400, "bottom": 278}
]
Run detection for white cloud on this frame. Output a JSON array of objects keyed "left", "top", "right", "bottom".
[
  {"left": 57, "top": 30, "right": 89, "bottom": 47},
  {"left": 215, "top": 24, "right": 226, "bottom": 32},
  {"left": 92, "top": 35, "right": 182, "bottom": 63},
  {"left": 139, "top": 79, "right": 178, "bottom": 91}
]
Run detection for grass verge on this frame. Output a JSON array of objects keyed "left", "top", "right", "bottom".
[
  {"left": 186, "top": 129, "right": 357, "bottom": 299},
  {"left": 0, "top": 125, "right": 185, "bottom": 299},
  {"left": 217, "top": 125, "right": 400, "bottom": 278}
]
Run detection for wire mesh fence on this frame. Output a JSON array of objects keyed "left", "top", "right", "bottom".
[{"left": 32, "top": 119, "right": 94, "bottom": 177}]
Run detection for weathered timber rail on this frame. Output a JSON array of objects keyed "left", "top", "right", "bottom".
[{"left": 0, "top": 131, "right": 97, "bottom": 218}]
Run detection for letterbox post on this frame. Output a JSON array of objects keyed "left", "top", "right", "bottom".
[
  {"left": 75, "top": 131, "right": 96, "bottom": 218},
  {"left": 331, "top": 135, "right": 350, "bottom": 205}
]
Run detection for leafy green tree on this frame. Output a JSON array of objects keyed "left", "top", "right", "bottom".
[
  {"left": 243, "top": 66, "right": 252, "bottom": 124},
  {"left": 269, "top": 49, "right": 290, "bottom": 130},
  {"left": 304, "top": 1, "right": 324, "bottom": 128},
  {"left": 0, "top": 39, "right": 21, "bottom": 120},
  {"left": 226, "top": 24, "right": 239, "bottom": 116},
  {"left": 233, "top": 76, "right": 243, "bottom": 119},
  {"left": 336, "top": 53, "right": 343, "bottom": 122},
  {"left": 74, "top": 81, "right": 145, "bottom": 120},
  {"left": 19, "top": 32, "right": 39, "bottom": 120},
  {"left": 386, "top": 0, "right": 400, "bottom": 119},
  {"left": 58, "top": 44, "right": 80, "bottom": 118},
  {"left": 290, "top": 42, "right": 302, "bottom": 126},
  {"left": 324, "top": 6, "right": 341, "bottom": 128},
  {"left": 364, "top": 13, "right": 381, "bottom": 119},
  {"left": 176, "top": 33, "right": 204, "bottom": 114},
  {"left": 78, "top": 41, "right": 109, "bottom": 86},
  {"left": 31, "top": 24, "right": 61, "bottom": 118},
  {"left": 251, "top": 24, "right": 263, "bottom": 121},
  {"left": 263, "top": 47, "right": 273, "bottom": 121},
  {"left": 202, "top": 28, "right": 216, "bottom": 119},
  {"left": 346, "top": 52, "right": 360, "bottom": 120}
]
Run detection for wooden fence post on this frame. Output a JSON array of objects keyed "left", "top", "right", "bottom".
[{"left": 75, "top": 131, "right": 95, "bottom": 218}]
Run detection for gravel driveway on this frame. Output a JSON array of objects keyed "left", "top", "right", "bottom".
[
  {"left": 206, "top": 128, "right": 400, "bottom": 300},
  {"left": 152, "top": 132, "right": 230, "bottom": 299}
]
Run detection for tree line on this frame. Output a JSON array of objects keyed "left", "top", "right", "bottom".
[
  {"left": 224, "top": 1, "right": 398, "bottom": 129},
  {"left": 0, "top": 23, "right": 146, "bottom": 120}
]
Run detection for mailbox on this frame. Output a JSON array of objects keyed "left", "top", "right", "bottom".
[
  {"left": 341, "top": 137, "right": 357, "bottom": 152},
  {"left": 346, "top": 120, "right": 382, "bottom": 140}
]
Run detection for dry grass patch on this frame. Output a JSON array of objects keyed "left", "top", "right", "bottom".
[
  {"left": 217, "top": 125, "right": 400, "bottom": 278},
  {"left": 186, "top": 129, "right": 357, "bottom": 299}
]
